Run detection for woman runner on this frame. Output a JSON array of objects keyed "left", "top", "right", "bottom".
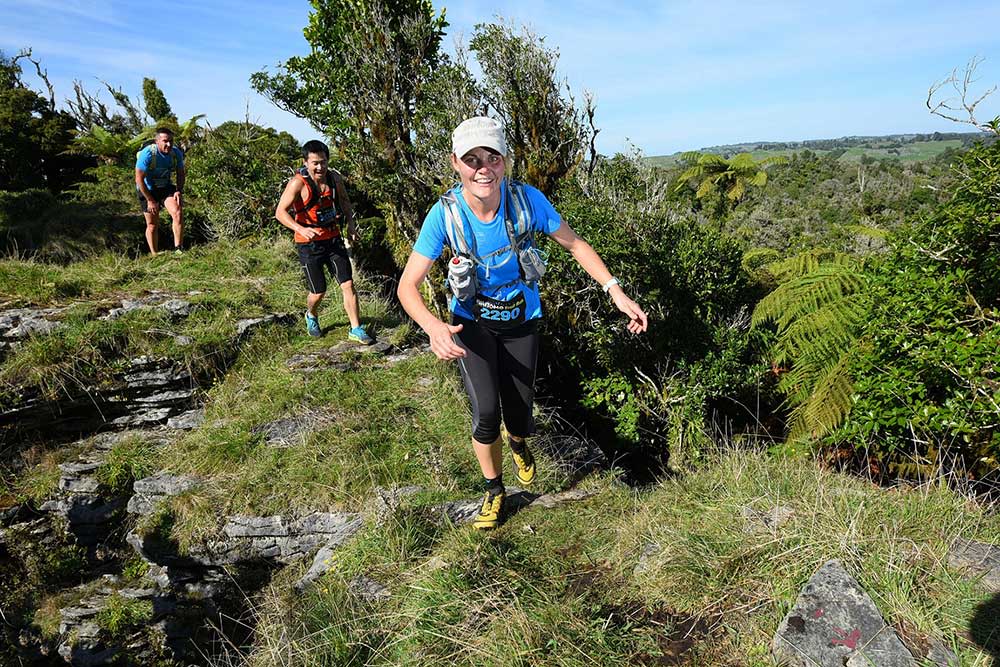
[{"left": 397, "top": 117, "right": 648, "bottom": 529}]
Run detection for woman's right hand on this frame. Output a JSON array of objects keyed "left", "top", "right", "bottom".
[{"left": 426, "top": 319, "right": 466, "bottom": 360}]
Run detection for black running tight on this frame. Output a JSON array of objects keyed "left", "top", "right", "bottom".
[{"left": 452, "top": 316, "right": 539, "bottom": 444}]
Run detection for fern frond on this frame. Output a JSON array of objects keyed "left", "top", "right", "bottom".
[
  {"left": 752, "top": 263, "right": 865, "bottom": 329},
  {"left": 762, "top": 248, "right": 856, "bottom": 282},
  {"left": 742, "top": 247, "right": 780, "bottom": 272},
  {"left": 752, "top": 250, "right": 873, "bottom": 445},
  {"left": 786, "top": 349, "right": 857, "bottom": 442},
  {"left": 726, "top": 180, "right": 746, "bottom": 201},
  {"left": 771, "top": 293, "right": 867, "bottom": 364},
  {"left": 696, "top": 178, "right": 716, "bottom": 199}
]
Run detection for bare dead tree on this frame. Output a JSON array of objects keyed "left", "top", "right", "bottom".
[
  {"left": 584, "top": 90, "right": 600, "bottom": 179},
  {"left": 926, "top": 56, "right": 999, "bottom": 135},
  {"left": 12, "top": 48, "right": 55, "bottom": 110}
]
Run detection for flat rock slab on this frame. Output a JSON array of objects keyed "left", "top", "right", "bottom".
[
  {"left": 287, "top": 339, "right": 395, "bottom": 374},
  {"left": 192, "top": 511, "right": 364, "bottom": 566},
  {"left": 235, "top": 313, "right": 295, "bottom": 337},
  {"left": 127, "top": 472, "right": 200, "bottom": 515},
  {"left": 0, "top": 306, "right": 66, "bottom": 339},
  {"left": 251, "top": 409, "right": 337, "bottom": 448},
  {"left": 166, "top": 408, "right": 205, "bottom": 430},
  {"left": 773, "top": 559, "right": 916, "bottom": 666},
  {"left": 947, "top": 538, "right": 1000, "bottom": 592},
  {"left": 101, "top": 293, "right": 192, "bottom": 321}
]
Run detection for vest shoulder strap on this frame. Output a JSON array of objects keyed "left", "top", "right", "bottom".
[
  {"left": 506, "top": 181, "right": 532, "bottom": 239},
  {"left": 441, "top": 188, "right": 478, "bottom": 261},
  {"left": 298, "top": 167, "right": 338, "bottom": 211},
  {"left": 138, "top": 144, "right": 179, "bottom": 171}
]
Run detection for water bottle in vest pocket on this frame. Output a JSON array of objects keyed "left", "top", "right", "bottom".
[
  {"left": 519, "top": 246, "right": 547, "bottom": 284},
  {"left": 447, "top": 256, "right": 478, "bottom": 302}
]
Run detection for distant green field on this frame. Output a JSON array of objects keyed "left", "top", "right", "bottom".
[{"left": 646, "top": 139, "right": 966, "bottom": 168}]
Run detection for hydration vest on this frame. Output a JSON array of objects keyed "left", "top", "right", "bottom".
[
  {"left": 440, "top": 180, "right": 546, "bottom": 287},
  {"left": 293, "top": 167, "right": 344, "bottom": 230},
  {"left": 136, "top": 143, "right": 180, "bottom": 173}
]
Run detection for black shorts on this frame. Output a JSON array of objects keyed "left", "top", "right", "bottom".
[
  {"left": 452, "top": 315, "right": 539, "bottom": 444},
  {"left": 137, "top": 184, "right": 176, "bottom": 213},
  {"left": 297, "top": 237, "right": 352, "bottom": 294}
]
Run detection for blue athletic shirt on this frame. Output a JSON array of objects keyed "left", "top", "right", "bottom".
[
  {"left": 414, "top": 180, "right": 562, "bottom": 321},
  {"left": 135, "top": 145, "right": 185, "bottom": 190}
]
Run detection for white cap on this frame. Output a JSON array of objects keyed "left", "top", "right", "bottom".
[{"left": 451, "top": 116, "right": 507, "bottom": 158}]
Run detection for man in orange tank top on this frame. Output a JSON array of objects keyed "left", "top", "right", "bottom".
[{"left": 276, "top": 140, "right": 373, "bottom": 343}]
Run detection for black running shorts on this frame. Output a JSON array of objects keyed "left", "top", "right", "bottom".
[
  {"left": 137, "top": 184, "right": 177, "bottom": 213},
  {"left": 297, "top": 237, "right": 352, "bottom": 294},
  {"left": 452, "top": 315, "right": 539, "bottom": 444}
]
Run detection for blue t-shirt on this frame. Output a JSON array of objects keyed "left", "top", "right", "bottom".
[
  {"left": 414, "top": 180, "right": 562, "bottom": 321},
  {"left": 135, "top": 145, "right": 185, "bottom": 190}
]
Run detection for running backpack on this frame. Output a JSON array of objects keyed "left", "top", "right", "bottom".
[
  {"left": 297, "top": 167, "right": 344, "bottom": 228},
  {"left": 136, "top": 142, "right": 180, "bottom": 172},
  {"left": 440, "top": 180, "right": 547, "bottom": 302}
]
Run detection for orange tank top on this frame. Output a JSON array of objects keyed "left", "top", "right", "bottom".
[{"left": 291, "top": 172, "right": 341, "bottom": 243}]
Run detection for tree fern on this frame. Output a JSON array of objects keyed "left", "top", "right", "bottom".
[{"left": 753, "top": 252, "right": 870, "bottom": 442}]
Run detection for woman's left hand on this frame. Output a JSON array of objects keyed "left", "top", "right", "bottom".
[{"left": 611, "top": 289, "right": 648, "bottom": 334}]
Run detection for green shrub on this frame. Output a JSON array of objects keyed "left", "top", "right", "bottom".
[
  {"left": 755, "top": 139, "right": 1000, "bottom": 477},
  {"left": 832, "top": 139, "right": 1000, "bottom": 476},
  {"left": 184, "top": 120, "right": 299, "bottom": 241},
  {"left": 544, "top": 155, "right": 771, "bottom": 464}
]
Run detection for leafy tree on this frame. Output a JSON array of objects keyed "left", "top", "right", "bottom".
[
  {"left": 252, "top": 0, "right": 449, "bottom": 271},
  {"left": 675, "top": 151, "right": 786, "bottom": 227},
  {"left": 470, "top": 22, "right": 594, "bottom": 195},
  {"left": 0, "top": 50, "right": 76, "bottom": 192},
  {"left": 141, "top": 77, "right": 175, "bottom": 123}
]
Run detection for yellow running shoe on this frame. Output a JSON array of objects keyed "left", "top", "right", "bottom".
[
  {"left": 510, "top": 445, "right": 535, "bottom": 486},
  {"left": 472, "top": 489, "right": 505, "bottom": 530}
]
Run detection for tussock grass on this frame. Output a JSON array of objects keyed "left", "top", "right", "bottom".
[
  {"left": 199, "top": 455, "right": 1000, "bottom": 666},
  {"left": 616, "top": 454, "right": 1000, "bottom": 662},
  {"left": 6, "top": 239, "right": 999, "bottom": 665}
]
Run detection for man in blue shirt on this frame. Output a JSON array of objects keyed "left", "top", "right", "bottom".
[{"left": 135, "top": 127, "right": 185, "bottom": 255}]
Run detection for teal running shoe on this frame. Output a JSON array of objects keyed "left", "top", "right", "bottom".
[
  {"left": 348, "top": 325, "right": 374, "bottom": 345},
  {"left": 305, "top": 312, "right": 322, "bottom": 337}
]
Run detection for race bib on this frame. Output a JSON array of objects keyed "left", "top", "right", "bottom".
[
  {"left": 316, "top": 205, "right": 340, "bottom": 226},
  {"left": 474, "top": 292, "right": 526, "bottom": 329}
]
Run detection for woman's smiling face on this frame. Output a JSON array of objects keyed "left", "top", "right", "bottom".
[{"left": 452, "top": 147, "right": 506, "bottom": 204}]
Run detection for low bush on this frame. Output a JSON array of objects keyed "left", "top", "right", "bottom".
[{"left": 542, "top": 155, "right": 772, "bottom": 466}]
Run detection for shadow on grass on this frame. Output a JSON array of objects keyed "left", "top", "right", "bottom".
[{"left": 970, "top": 592, "right": 1000, "bottom": 662}]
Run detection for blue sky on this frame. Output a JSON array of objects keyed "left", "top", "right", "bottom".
[{"left": 2, "top": 0, "right": 998, "bottom": 156}]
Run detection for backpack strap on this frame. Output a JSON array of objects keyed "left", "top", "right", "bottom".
[
  {"left": 138, "top": 144, "right": 179, "bottom": 173},
  {"left": 505, "top": 181, "right": 532, "bottom": 241},
  {"left": 441, "top": 188, "right": 478, "bottom": 261},
  {"left": 298, "top": 167, "right": 340, "bottom": 212}
]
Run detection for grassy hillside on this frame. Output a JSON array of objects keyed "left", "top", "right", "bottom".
[
  {"left": 3, "top": 241, "right": 999, "bottom": 666},
  {"left": 645, "top": 134, "right": 985, "bottom": 167}
]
